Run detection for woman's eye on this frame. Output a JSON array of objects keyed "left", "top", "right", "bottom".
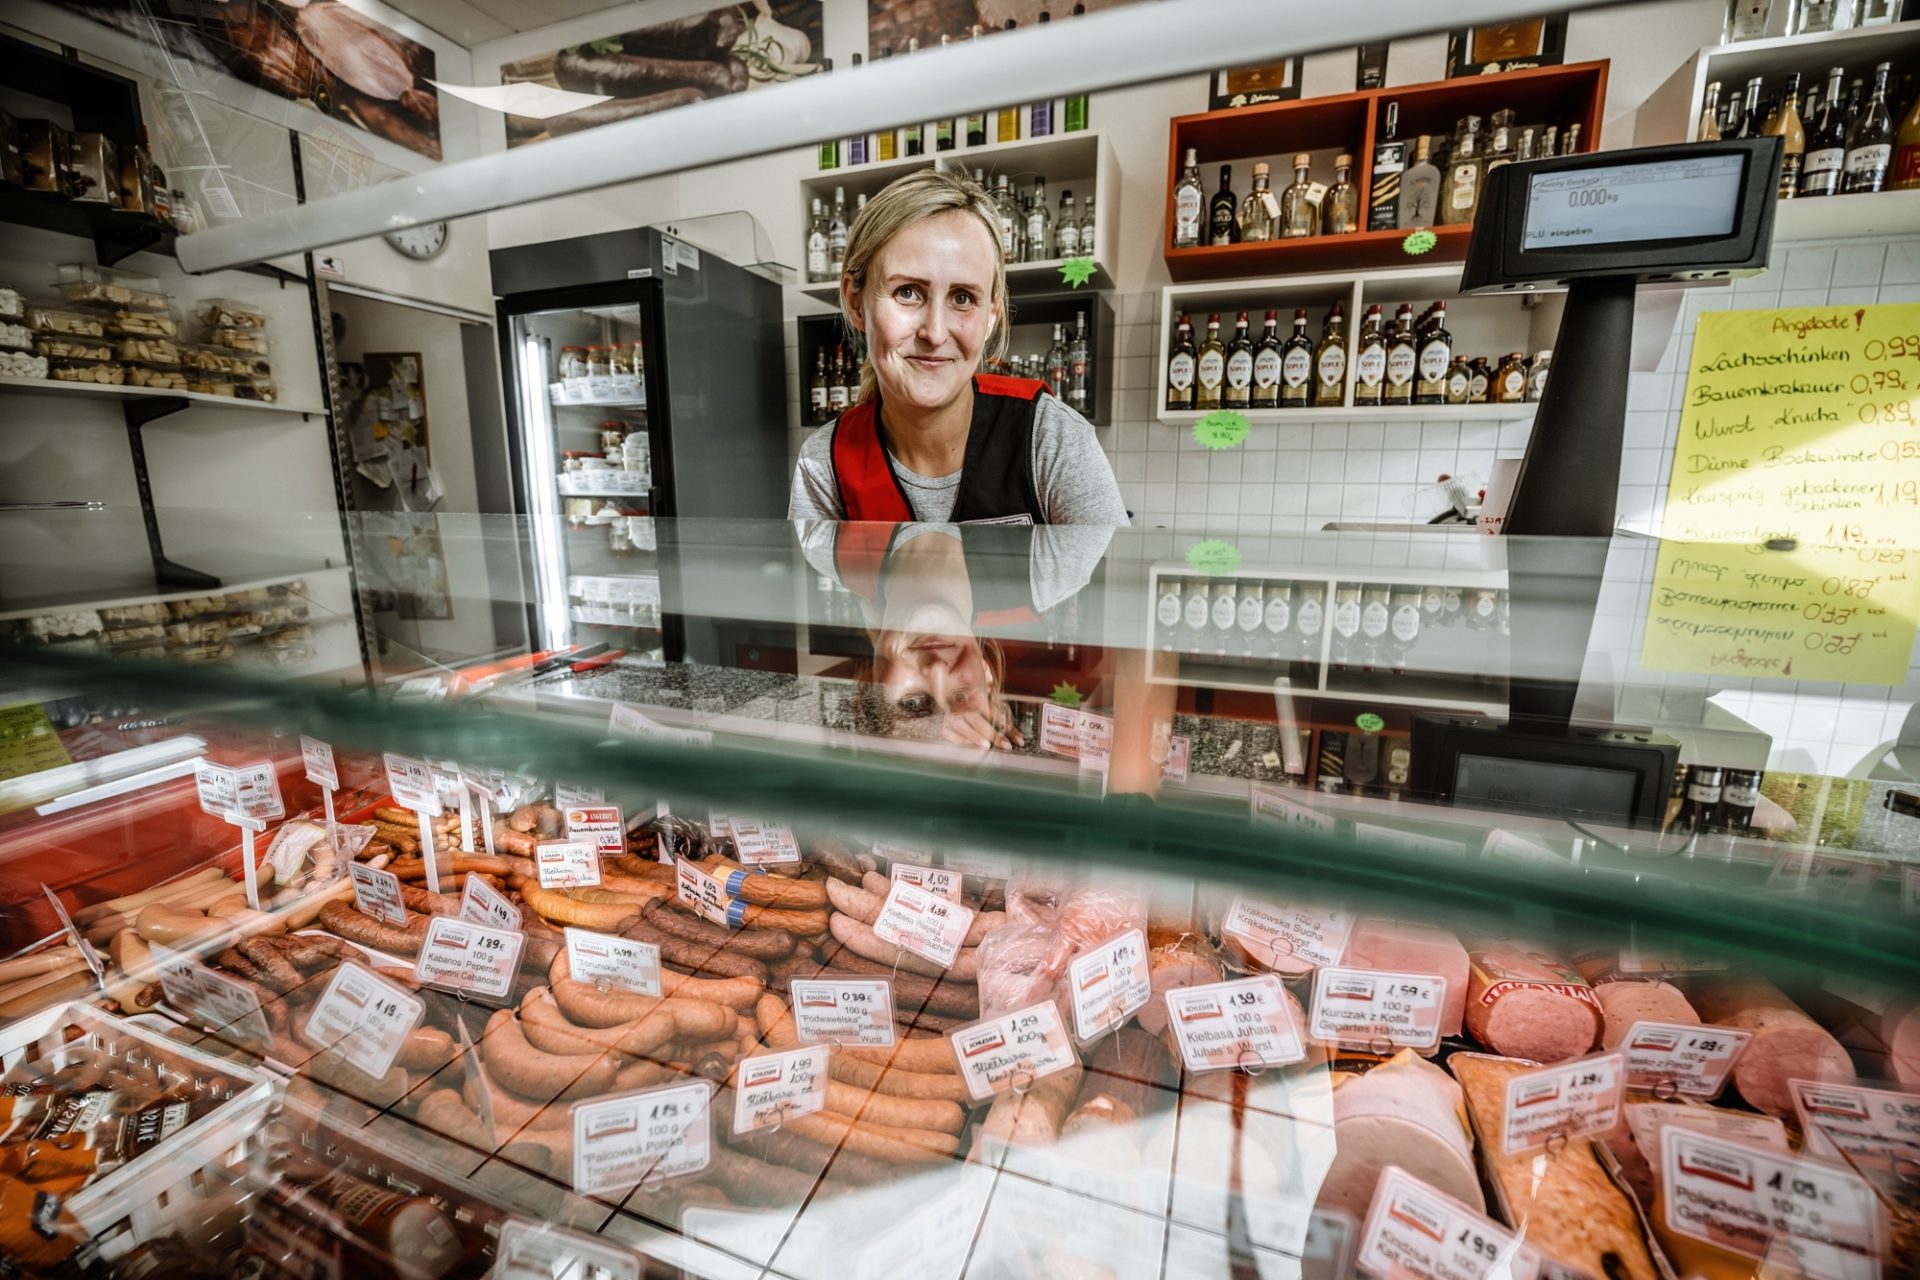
[
  {"left": 894, "top": 285, "right": 919, "bottom": 302},
  {"left": 952, "top": 291, "right": 974, "bottom": 307},
  {"left": 897, "top": 693, "right": 935, "bottom": 717}
]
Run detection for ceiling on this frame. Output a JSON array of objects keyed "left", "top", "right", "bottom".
[{"left": 382, "top": 0, "right": 635, "bottom": 48}]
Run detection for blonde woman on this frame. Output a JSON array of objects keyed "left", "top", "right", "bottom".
[{"left": 788, "top": 169, "right": 1126, "bottom": 526}]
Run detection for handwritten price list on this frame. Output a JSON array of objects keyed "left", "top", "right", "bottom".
[{"left": 1644, "top": 303, "right": 1920, "bottom": 684}]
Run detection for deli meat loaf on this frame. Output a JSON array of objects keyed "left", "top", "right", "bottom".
[
  {"left": 1603, "top": 1099, "right": 1789, "bottom": 1211},
  {"left": 1134, "top": 930, "right": 1224, "bottom": 1037},
  {"left": 1451, "top": 1054, "right": 1663, "bottom": 1280},
  {"left": 1343, "top": 917, "right": 1470, "bottom": 1040},
  {"left": 1465, "top": 942, "right": 1602, "bottom": 1063},
  {"left": 1594, "top": 979, "right": 1700, "bottom": 1049},
  {"left": 1682, "top": 974, "right": 1852, "bottom": 1118},
  {"left": 1882, "top": 997, "right": 1920, "bottom": 1086},
  {"left": 1316, "top": 1048, "right": 1482, "bottom": 1223}
]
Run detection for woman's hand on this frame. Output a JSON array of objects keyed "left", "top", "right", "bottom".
[{"left": 941, "top": 701, "right": 1024, "bottom": 753}]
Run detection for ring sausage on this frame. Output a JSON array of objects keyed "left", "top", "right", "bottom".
[
  {"left": 397, "top": 1026, "right": 455, "bottom": 1071},
  {"left": 828, "top": 913, "right": 979, "bottom": 981},
  {"left": 482, "top": 1007, "right": 619, "bottom": 1101},
  {"left": 317, "top": 902, "right": 430, "bottom": 956},
  {"left": 826, "top": 877, "right": 883, "bottom": 926},
  {"left": 549, "top": 949, "right": 761, "bottom": 1013},
  {"left": 620, "top": 917, "right": 769, "bottom": 983},
  {"left": 704, "top": 860, "right": 829, "bottom": 910},
  {"left": 520, "top": 883, "right": 638, "bottom": 932}
]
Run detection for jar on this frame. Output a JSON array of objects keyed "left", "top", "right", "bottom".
[
  {"left": 1493, "top": 352, "right": 1528, "bottom": 403},
  {"left": 558, "top": 346, "right": 589, "bottom": 379},
  {"left": 626, "top": 340, "right": 645, "bottom": 377},
  {"left": 1526, "top": 349, "right": 1551, "bottom": 402},
  {"left": 600, "top": 422, "right": 627, "bottom": 454},
  {"left": 586, "top": 345, "right": 611, "bottom": 379},
  {"left": 608, "top": 345, "right": 632, "bottom": 378}
]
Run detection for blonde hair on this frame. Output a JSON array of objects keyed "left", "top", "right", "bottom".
[{"left": 840, "top": 169, "right": 1009, "bottom": 405}]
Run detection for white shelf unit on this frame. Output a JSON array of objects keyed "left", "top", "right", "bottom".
[
  {"left": 0, "top": 373, "right": 326, "bottom": 416},
  {"left": 1152, "top": 263, "right": 1563, "bottom": 425}
]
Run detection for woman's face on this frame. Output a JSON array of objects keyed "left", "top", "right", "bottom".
[
  {"left": 845, "top": 209, "right": 999, "bottom": 415},
  {"left": 869, "top": 532, "right": 1019, "bottom": 752}
]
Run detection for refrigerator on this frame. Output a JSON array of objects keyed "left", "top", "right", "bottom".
[{"left": 492, "top": 226, "right": 788, "bottom": 664}]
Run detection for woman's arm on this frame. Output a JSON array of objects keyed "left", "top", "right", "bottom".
[
  {"left": 1029, "top": 397, "right": 1130, "bottom": 526},
  {"left": 788, "top": 423, "right": 845, "bottom": 520}
]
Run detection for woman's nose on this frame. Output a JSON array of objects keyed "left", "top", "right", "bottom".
[{"left": 918, "top": 302, "right": 951, "bottom": 347}]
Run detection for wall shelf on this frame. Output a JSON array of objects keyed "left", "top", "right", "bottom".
[
  {"left": 1772, "top": 187, "right": 1920, "bottom": 241},
  {"left": 1159, "top": 404, "right": 1538, "bottom": 426},
  {"left": 0, "top": 374, "right": 324, "bottom": 416}
]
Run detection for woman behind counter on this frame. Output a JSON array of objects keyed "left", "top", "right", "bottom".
[{"left": 788, "top": 169, "right": 1128, "bottom": 526}]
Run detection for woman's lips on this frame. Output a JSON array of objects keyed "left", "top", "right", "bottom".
[{"left": 906, "top": 355, "right": 950, "bottom": 370}]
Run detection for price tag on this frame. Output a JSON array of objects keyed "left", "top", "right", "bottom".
[
  {"left": 609, "top": 701, "right": 712, "bottom": 748},
  {"left": 872, "top": 880, "right": 975, "bottom": 970},
  {"left": 458, "top": 1020, "right": 496, "bottom": 1147},
  {"left": 1165, "top": 975, "right": 1307, "bottom": 1073},
  {"left": 572, "top": 1081, "right": 711, "bottom": 1198},
  {"left": 951, "top": 1001, "right": 1079, "bottom": 1103},
  {"left": 491, "top": 1218, "right": 641, "bottom": 1280},
  {"left": 1480, "top": 828, "right": 1566, "bottom": 866},
  {"left": 1250, "top": 782, "right": 1335, "bottom": 834},
  {"left": 1078, "top": 711, "right": 1113, "bottom": 771},
  {"left": 554, "top": 781, "right": 603, "bottom": 809},
  {"left": 383, "top": 752, "right": 442, "bottom": 816},
  {"left": 38, "top": 886, "right": 103, "bottom": 990},
  {"left": 731, "top": 1045, "right": 829, "bottom": 1135},
  {"left": 716, "top": 815, "right": 802, "bottom": 867},
  {"left": 1790, "top": 1079, "right": 1920, "bottom": 1164},
  {"left": 890, "top": 862, "right": 962, "bottom": 903},
  {"left": 1161, "top": 733, "right": 1190, "bottom": 783},
  {"left": 300, "top": 736, "right": 338, "bottom": 789},
  {"left": 1357, "top": 1166, "right": 1542, "bottom": 1280},
  {"left": 195, "top": 759, "right": 284, "bottom": 822},
  {"left": 1066, "top": 928, "right": 1151, "bottom": 1043},
  {"left": 1661, "top": 1128, "right": 1882, "bottom": 1280},
  {"left": 676, "top": 860, "right": 738, "bottom": 928},
  {"left": 349, "top": 861, "right": 407, "bottom": 927},
  {"left": 565, "top": 928, "right": 660, "bottom": 997},
  {"left": 789, "top": 978, "right": 894, "bottom": 1047},
  {"left": 1309, "top": 967, "right": 1447, "bottom": 1052},
  {"left": 461, "top": 873, "right": 523, "bottom": 931},
  {"left": 301, "top": 961, "right": 423, "bottom": 1079},
  {"left": 413, "top": 915, "right": 524, "bottom": 1000},
  {"left": 149, "top": 941, "right": 270, "bottom": 1045},
  {"left": 1621, "top": 1021, "right": 1751, "bottom": 1099},
  {"left": 1501, "top": 1050, "right": 1627, "bottom": 1155},
  {"left": 564, "top": 805, "right": 625, "bottom": 860},
  {"left": 535, "top": 840, "right": 602, "bottom": 889},
  {"left": 1039, "top": 704, "right": 1081, "bottom": 758},
  {"left": 1767, "top": 851, "right": 1880, "bottom": 901},
  {"left": 1222, "top": 896, "right": 1352, "bottom": 970}
]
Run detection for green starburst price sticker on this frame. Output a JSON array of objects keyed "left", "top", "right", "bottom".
[
  {"left": 1058, "top": 257, "right": 1097, "bottom": 288},
  {"left": 1050, "top": 683, "right": 1083, "bottom": 707},
  {"left": 1355, "top": 712, "right": 1385, "bottom": 734},
  {"left": 1402, "top": 229, "right": 1437, "bottom": 256},
  {"left": 1193, "top": 410, "right": 1249, "bottom": 450},
  {"left": 1186, "top": 540, "right": 1241, "bottom": 576}
]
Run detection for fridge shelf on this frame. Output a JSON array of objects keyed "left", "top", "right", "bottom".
[
  {"left": 548, "top": 380, "right": 647, "bottom": 409},
  {"left": 559, "top": 473, "right": 650, "bottom": 498}
]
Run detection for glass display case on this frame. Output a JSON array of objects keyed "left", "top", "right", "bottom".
[{"left": 1, "top": 506, "right": 1916, "bottom": 1280}]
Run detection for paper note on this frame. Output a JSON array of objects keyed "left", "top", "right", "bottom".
[{"left": 1643, "top": 304, "right": 1920, "bottom": 683}]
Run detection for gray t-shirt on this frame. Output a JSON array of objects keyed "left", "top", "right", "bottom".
[{"left": 787, "top": 393, "right": 1129, "bottom": 526}]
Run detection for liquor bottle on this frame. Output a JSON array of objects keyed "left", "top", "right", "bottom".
[
  {"left": 1765, "top": 72, "right": 1805, "bottom": 198},
  {"left": 1493, "top": 352, "right": 1527, "bottom": 403},
  {"left": 1369, "top": 102, "right": 1405, "bottom": 231},
  {"left": 827, "top": 343, "right": 852, "bottom": 415},
  {"left": 1398, "top": 136, "right": 1441, "bottom": 229},
  {"left": 1166, "top": 314, "right": 1196, "bottom": 410},
  {"left": 1026, "top": 177, "right": 1052, "bottom": 261},
  {"left": 1173, "top": 148, "right": 1204, "bottom": 249},
  {"left": 1387, "top": 585, "right": 1421, "bottom": 674},
  {"left": 1078, "top": 196, "right": 1096, "bottom": 259},
  {"left": 1241, "top": 162, "right": 1278, "bottom": 241},
  {"left": 1068, "top": 313, "right": 1089, "bottom": 415},
  {"left": 1527, "top": 349, "right": 1552, "bottom": 401},
  {"left": 817, "top": 58, "right": 837, "bottom": 170},
  {"left": 1322, "top": 154, "right": 1359, "bottom": 235},
  {"left": 1800, "top": 68, "right": 1846, "bottom": 197},
  {"left": 1721, "top": 85, "right": 1747, "bottom": 141},
  {"left": 1182, "top": 579, "right": 1212, "bottom": 654},
  {"left": 1208, "top": 165, "right": 1240, "bottom": 246},
  {"left": 903, "top": 42, "right": 923, "bottom": 155},
  {"left": 1467, "top": 357, "right": 1491, "bottom": 403},
  {"left": 965, "top": 27, "right": 987, "bottom": 146},
  {"left": 1236, "top": 581, "right": 1266, "bottom": 662},
  {"left": 1045, "top": 323, "right": 1068, "bottom": 398},
  {"left": 1224, "top": 311, "right": 1255, "bottom": 410},
  {"left": 1414, "top": 303, "right": 1452, "bottom": 406},
  {"left": 996, "top": 20, "right": 1022, "bottom": 142},
  {"left": 1384, "top": 303, "right": 1417, "bottom": 406},
  {"left": 1056, "top": 190, "right": 1079, "bottom": 257},
  {"left": 1252, "top": 310, "right": 1282, "bottom": 410},
  {"left": 1330, "top": 586, "right": 1363, "bottom": 670},
  {"left": 1483, "top": 110, "right": 1517, "bottom": 177},
  {"left": 1352, "top": 305, "right": 1386, "bottom": 407},
  {"left": 827, "top": 187, "right": 849, "bottom": 276},
  {"left": 1466, "top": 587, "right": 1498, "bottom": 632},
  {"left": 1293, "top": 584, "right": 1324, "bottom": 664},
  {"left": 1262, "top": 582, "right": 1293, "bottom": 662},
  {"left": 1713, "top": 768, "right": 1762, "bottom": 835},
  {"left": 1276, "top": 155, "right": 1315, "bottom": 239},
  {"left": 1895, "top": 79, "right": 1920, "bottom": 190},
  {"left": 1359, "top": 585, "right": 1391, "bottom": 671},
  {"left": 1735, "top": 77, "right": 1764, "bottom": 139},
  {"left": 1444, "top": 348, "right": 1471, "bottom": 405},
  {"left": 1666, "top": 765, "right": 1724, "bottom": 842},
  {"left": 809, "top": 349, "right": 829, "bottom": 423},
  {"left": 1440, "top": 116, "right": 1483, "bottom": 226},
  {"left": 1029, "top": 13, "right": 1054, "bottom": 138},
  {"left": 932, "top": 44, "right": 955, "bottom": 152},
  {"left": 806, "top": 197, "right": 829, "bottom": 282},
  {"left": 1541, "top": 124, "right": 1561, "bottom": 156},
  {"left": 993, "top": 175, "right": 1021, "bottom": 261},
  {"left": 1561, "top": 123, "right": 1582, "bottom": 155},
  {"left": 846, "top": 55, "right": 868, "bottom": 164},
  {"left": 1723, "top": 0, "right": 1771, "bottom": 41},
  {"left": 1209, "top": 578, "right": 1239, "bottom": 656},
  {"left": 1790, "top": 0, "right": 1851, "bottom": 35},
  {"left": 1196, "top": 313, "right": 1226, "bottom": 411},
  {"left": 1279, "top": 308, "right": 1312, "bottom": 408},
  {"left": 1843, "top": 63, "right": 1894, "bottom": 195},
  {"left": 1155, "top": 577, "right": 1185, "bottom": 650},
  {"left": 1698, "top": 81, "right": 1724, "bottom": 141},
  {"left": 1063, "top": 4, "right": 1090, "bottom": 131},
  {"left": 1313, "top": 304, "right": 1347, "bottom": 407}
]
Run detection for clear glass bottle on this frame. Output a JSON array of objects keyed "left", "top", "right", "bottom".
[
  {"left": 1068, "top": 312, "right": 1089, "bottom": 415},
  {"left": 1252, "top": 310, "right": 1282, "bottom": 410},
  {"left": 1224, "top": 311, "right": 1254, "bottom": 410},
  {"left": 1166, "top": 313, "right": 1196, "bottom": 411},
  {"left": 1196, "top": 313, "right": 1225, "bottom": 411},
  {"left": 1056, "top": 190, "right": 1079, "bottom": 257},
  {"left": 805, "top": 196, "right": 828, "bottom": 282},
  {"left": 1723, "top": 0, "right": 1772, "bottom": 41},
  {"left": 1026, "top": 177, "right": 1052, "bottom": 261},
  {"left": 1262, "top": 582, "right": 1293, "bottom": 661},
  {"left": 1173, "top": 148, "right": 1204, "bottom": 248},
  {"left": 1398, "top": 136, "right": 1441, "bottom": 229},
  {"left": 1275, "top": 155, "right": 1314, "bottom": 239},
  {"left": 1313, "top": 304, "right": 1347, "bottom": 407},
  {"left": 1236, "top": 581, "right": 1266, "bottom": 662},
  {"left": 1526, "top": 349, "right": 1552, "bottom": 401},
  {"left": 993, "top": 175, "right": 1022, "bottom": 262},
  {"left": 1182, "top": 579, "right": 1213, "bottom": 653},
  {"left": 1078, "top": 196, "right": 1096, "bottom": 259},
  {"left": 827, "top": 187, "right": 849, "bottom": 276},
  {"left": 1321, "top": 154, "right": 1359, "bottom": 235},
  {"left": 1352, "top": 305, "right": 1386, "bottom": 407},
  {"left": 1440, "top": 116, "right": 1484, "bottom": 225},
  {"left": 1156, "top": 577, "right": 1186, "bottom": 651},
  {"left": 1330, "top": 586, "right": 1363, "bottom": 670},
  {"left": 1790, "top": 0, "right": 1853, "bottom": 34},
  {"left": 1384, "top": 303, "right": 1417, "bottom": 406},
  {"left": 1238, "top": 162, "right": 1276, "bottom": 242},
  {"left": 1279, "top": 308, "right": 1312, "bottom": 408},
  {"left": 1045, "top": 323, "right": 1068, "bottom": 398},
  {"left": 1698, "top": 81, "right": 1724, "bottom": 141},
  {"left": 1843, "top": 63, "right": 1894, "bottom": 194},
  {"left": 1483, "top": 110, "right": 1517, "bottom": 175}
]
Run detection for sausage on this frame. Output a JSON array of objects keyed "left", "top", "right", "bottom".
[
  {"left": 549, "top": 949, "right": 761, "bottom": 1013},
  {"left": 72, "top": 867, "right": 228, "bottom": 924},
  {"left": 134, "top": 903, "right": 228, "bottom": 948},
  {"left": 490, "top": 824, "right": 538, "bottom": 858},
  {"left": 620, "top": 917, "right": 769, "bottom": 983},
  {"left": 702, "top": 1142, "right": 825, "bottom": 1206},
  {"left": 782, "top": 1110, "right": 960, "bottom": 1162},
  {"left": 796, "top": 942, "right": 979, "bottom": 1018},
  {"left": 975, "top": 1062, "right": 1083, "bottom": 1151},
  {"left": 481, "top": 1007, "right": 619, "bottom": 1101},
  {"left": 521, "top": 985, "right": 711, "bottom": 1061},
  {"left": 1683, "top": 974, "right": 1853, "bottom": 1117},
  {"left": 642, "top": 900, "right": 794, "bottom": 959},
  {"left": 610, "top": 856, "right": 676, "bottom": 884},
  {"left": 386, "top": 854, "right": 515, "bottom": 881},
  {"left": 740, "top": 904, "right": 829, "bottom": 935},
  {"left": 272, "top": 932, "right": 362, "bottom": 973},
  {"left": 722, "top": 1116, "right": 898, "bottom": 1187},
  {"left": 281, "top": 865, "right": 377, "bottom": 931},
  {"left": 552, "top": 49, "right": 747, "bottom": 99},
  {"left": 317, "top": 902, "right": 430, "bottom": 956},
  {"left": 703, "top": 860, "right": 829, "bottom": 910},
  {"left": 826, "top": 877, "right": 883, "bottom": 926},
  {"left": 0, "top": 969, "right": 97, "bottom": 1018},
  {"left": 236, "top": 937, "right": 303, "bottom": 994},
  {"left": 399, "top": 884, "right": 465, "bottom": 917},
  {"left": 835, "top": 1032, "right": 961, "bottom": 1075},
  {"left": 618, "top": 8, "right": 746, "bottom": 59},
  {"left": 1594, "top": 980, "right": 1700, "bottom": 1049},
  {"left": 829, "top": 1053, "right": 970, "bottom": 1103},
  {"left": 397, "top": 1026, "right": 455, "bottom": 1071},
  {"left": 537, "top": 89, "right": 708, "bottom": 137},
  {"left": 414, "top": 1087, "right": 496, "bottom": 1150},
  {"left": 827, "top": 913, "right": 979, "bottom": 981},
  {"left": 1465, "top": 942, "right": 1602, "bottom": 1064},
  {"left": 301, "top": 1045, "right": 413, "bottom": 1108},
  {"left": 463, "top": 1070, "right": 570, "bottom": 1133},
  {"left": 520, "top": 883, "right": 637, "bottom": 932}
]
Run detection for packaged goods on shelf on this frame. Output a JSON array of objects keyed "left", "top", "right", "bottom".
[
  {"left": 48, "top": 357, "right": 126, "bottom": 385},
  {"left": 0, "top": 286, "right": 21, "bottom": 320},
  {"left": 108, "top": 308, "right": 178, "bottom": 339},
  {"left": 194, "top": 298, "right": 267, "bottom": 330},
  {"left": 0, "top": 351, "right": 49, "bottom": 378},
  {"left": 126, "top": 363, "right": 188, "bottom": 390},
  {"left": 0, "top": 320, "right": 29, "bottom": 351},
  {"left": 207, "top": 325, "right": 268, "bottom": 355},
  {"left": 32, "top": 332, "right": 111, "bottom": 362},
  {"left": 114, "top": 336, "right": 180, "bottom": 366},
  {"left": 18, "top": 118, "right": 70, "bottom": 194},
  {"left": 184, "top": 375, "right": 234, "bottom": 396},
  {"left": 28, "top": 302, "right": 107, "bottom": 338},
  {"left": 56, "top": 263, "right": 169, "bottom": 312},
  {"left": 64, "top": 132, "right": 117, "bottom": 204}
]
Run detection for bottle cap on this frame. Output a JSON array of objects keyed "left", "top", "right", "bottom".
[
  {"left": 1061, "top": 188, "right": 1071, "bottom": 199},
  {"left": 1293, "top": 153, "right": 1311, "bottom": 167},
  {"left": 1252, "top": 161, "right": 1270, "bottom": 176},
  {"left": 1336, "top": 154, "right": 1353, "bottom": 167}
]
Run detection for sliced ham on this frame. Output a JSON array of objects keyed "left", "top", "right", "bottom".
[
  {"left": 1315, "top": 1049, "right": 1482, "bottom": 1222},
  {"left": 1135, "top": 930, "right": 1224, "bottom": 1037},
  {"left": 1465, "top": 941, "right": 1601, "bottom": 1064},
  {"left": 1343, "top": 917, "right": 1470, "bottom": 1040},
  {"left": 1594, "top": 980, "right": 1699, "bottom": 1050},
  {"left": 1682, "top": 974, "right": 1852, "bottom": 1118}
]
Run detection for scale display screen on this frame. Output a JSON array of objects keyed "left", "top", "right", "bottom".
[
  {"left": 1454, "top": 752, "right": 1641, "bottom": 818},
  {"left": 1522, "top": 153, "right": 1746, "bottom": 251}
]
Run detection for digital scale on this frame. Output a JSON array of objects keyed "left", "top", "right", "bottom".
[{"left": 1411, "top": 139, "right": 1783, "bottom": 826}]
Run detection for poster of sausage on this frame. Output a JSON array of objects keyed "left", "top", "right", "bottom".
[
  {"left": 51, "top": 0, "right": 442, "bottom": 160},
  {"left": 866, "top": 0, "right": 1132, "bottom": 61},
  {"left": 500, "top": 1, "right": 824, "bottom": 148}
]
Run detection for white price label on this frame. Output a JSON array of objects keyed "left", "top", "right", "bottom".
[
  {"left": 1067, "top": 928, "right": 1151, "bottom": 1042},
  {"left": 1165, "top": 976, "right": 1306, "bottom": 1073},
  {"left": 563, "top": 805, "right": 625, "bottom": 860},
  {"left": 565, "top": 928, "right": 660, "bottom": 997},
  {"left": 1250, "top": 782, "right": 1335, "bottom": 834},
  {"left": 872, "top": 880, "right": 975, "bottom": 970},
  {"left": 413, "top": 915, "right": 524, "bottom": 999},
  {"left": 1078, "top": 711, "right": 1113, "bottom": 771},
  {"left": 535, "top": 840, "right": 603, "bottom": 889},
  {"left": 1621, "top": 1021, "right": 1752, "bottom": 1098},
  {"left": 676, "top": 860, "right": 740, "bottom": 928},
  {"left": 1502, "top": 1050, "right": 1627, "bottom": 1155},
  {"left": 1790, "top": 1078, "right": 1920, "bottom": 1164},
  {"left": 609, "top": 701, "right": 712, "bottom": 747},
  {"left": 383, "top": 752, "right": 442, "bottom": 816},
  {"left": 149, "top": 941, "right": 270, "bottom": 1045},
  {"left": 790, "top": 978, "right": 894, "bottom": 1047},
  {"left": 195, "top": 759, "right": 283, "bottom": 822},
  {"left": 1357, "top": 1166, "right": 1542, "bottom": 1280},
  {"left": 1222, "top": 895, "right": 1352, "bottom": 970},
  {"left": 1162, "top": 734, "right": 1190, "bottom": 783},
  {"left": 492, "top": 1218, "right": 641, "bottom": 1280},
  {"left": 716, "top": 815, "right": 802, "bottom": 867},
  {"left": 349, "top": 861, "right": 407, "bottom": 926},
  {"left": 572, "top": 1081, "right": 711, "bottom": 1198},
  {"left": 461, "top": 873, "right": 522, "bottom": 930},
  {"left": 300, "top": 736, "right": 338, "bottom": 789},
  {"left": 951, "top": 1001, "right": 1080, "bottom": 1103},
  {"left": 554, "top": 781, "right": 603, "bottom": 808},
  {"left": 1766, "top": 850, "right": 1880, "bottom": 900},
  {"left": 1616, "top": 938, "right": 1728, "bottom": 976},
  {"left": 890, "top": 862, "right": 962, "bottom": 903},
  {"left": 301, "top": 961, "right": 423, "bottom": 1079},
  {"left": 1662, "top": 1128, "right": 1882, "bottom": 1280},
  {"left": 732, "top": 1045, "right": 829, "bottom": 1135},
  {"left": 1309, "top": 967, "right": 1447, "bottom": 1052}
]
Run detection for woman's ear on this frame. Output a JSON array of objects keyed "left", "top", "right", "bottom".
[{"left": 840, "top": 274, "right": 864, "bottom": 335}]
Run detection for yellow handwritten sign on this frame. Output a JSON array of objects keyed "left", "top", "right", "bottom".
[
  {"left": 0, "top": 702, "right": 71, "bottom": 783},
  {"left": 1642, "top": 303, "right": 1920, "bottom": 684}
]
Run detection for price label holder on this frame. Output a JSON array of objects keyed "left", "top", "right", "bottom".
[
  {"left": 349, "top": 860, "right": 407, "bottom": 926},
  {"left": 1357, "top": 1166, "right": 1543, "bottom": 1280},
  {"left": 951, "top": 1001, "right": 1079, "bottom": 1104},
  {"left": 1039, "top": 704, "right": 1081, "bottom": 758},
  {"left": 458, "top": 1020, "right": 496, "bottom": 1147},
  {"left": 1066, "top": 929, "right": 1151, "bottom": 1045},
  {"left": 1250, "top": 782, "right": 1336, "bottom": 834},
  {"left": 1621, "top": 1020, "right": 1751, "bottom": 1100},
  {"left": 676, "top": 860, "right": 738, "bottom": 927},
  {"left": 872, "top": 880, "right": 975, "bottom": 970},
  {"left": 300, "top": 735, "right": 339, "bottom": 840},
  {"left": 300, "top": 960, "right": 423, "bottom": 1079},
  {"left": 491, "top": 1218, "right": 642, "bottom": 1280},
  {"left": 384, "top": 752, "right": 445, "bottom": 892},
  {"left": 1222, "top": 895, "right": 1352, "bottom": 971},
  {"left": 149, "top": 940, "right": 270, "bottom": 1047},
  {"left": 1660, "top": 1128, "right": 1883, "bottom": 1280},
  {"left": 1162, "top": 733, "right": 1191, "bottom": 783},
  {"left": 462, "top": 873, "right": 523, "bottom": 930},
  {"left": 555, "top": 781, "right": 603, "bottom": 809},
  {"left": 732, "top": 1045, "right": 829, "bottom": 1136},
  {"left": 1789, "top": 1078, "right": 1920, "bottom": 1165},
  {"left": 572, "top": 1080, "right": 712, "bottom": 1199},
  {"left": 1165, "top": 975, "right": 1307, "bottom": 1073},
  {"left": 1308, "top": 967, "right": 1447, "bottom": 1054},
  {"left": 1078, "top": 711, "right": 1113, "bottom": 776},
  {"left": 563, "top": 805, "right": 625, "bottom": 861},
  {"left": 535, "top": 839, "right": 602, "bottom": 889},
  {"left": 711, "top": 814, "right": 801, "bottom": 867},
  {"left": 462, "top": 771, "right": 501, "bottom": 858},
  {"left": 39, "top": 885, "right": 105, "bottom": 991},
  {"left": 196, "top": 760, "right": 284, "bottom": 910},
  {"left": 565, "top": 927, "right": 660, "bottom": 996},
  {"left": 413, "top": 915, "right": 524, "bottom": 1002},
  {"left": 889, "top": 862, "right": 962, "bottom": 903},
  {"left": 1501, "top": 1050, "right": 1627, "bottom": 1156},
  {"left": 789, "top": 978, "right": 894, "bottom": 1047}
]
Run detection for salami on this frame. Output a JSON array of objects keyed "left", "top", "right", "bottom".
[
  {"left": 1682, "top": 974, "right": 1852, "bottom": 1117},
  {"left": 1465, "top": 941, "right": 1601, "bottom": 1063}
]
